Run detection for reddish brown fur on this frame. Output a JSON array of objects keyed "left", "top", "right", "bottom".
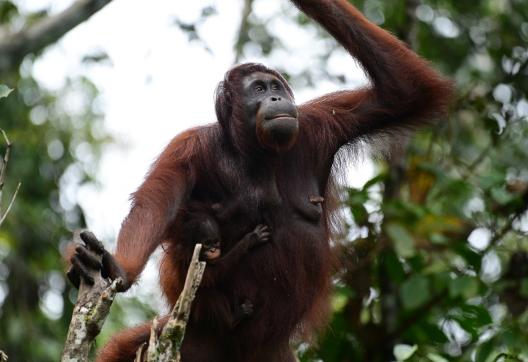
[{"left": 98, "top": 1, "right": 453, "bottom": 361}]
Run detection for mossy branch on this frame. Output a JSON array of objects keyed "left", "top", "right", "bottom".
[{"left": 142, "top": 244, "right": 206, "bottom": 362}]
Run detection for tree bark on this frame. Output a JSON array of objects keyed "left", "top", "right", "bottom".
[{"left": 144, "top": 244, "right": 206, "bottom": 362}]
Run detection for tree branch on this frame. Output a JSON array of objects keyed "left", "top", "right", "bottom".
[
  {"left": 143, "top": 244, "right": 206, "bottom": 361},
  {"left": 61, "top": 230, "right": 123, "bottom": 362},
  {"left": 0, "top": 0, "right": 113, "bottom": 74},
  {"left": 233, "top": 0, "right": 254, "bottom": 64}
]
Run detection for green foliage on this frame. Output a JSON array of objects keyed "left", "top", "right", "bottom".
[
  {"left": 289, "top": 0, "right": 528, "bottom": 361},
  {"left": 401, "top": 275, "right": 430, "bottom": 310},
  {"left": 0, "top": 75, "right": 106, "bottom": 360},
  {"left": 0, "top": 4, "right": 110, "bottom": 360}
]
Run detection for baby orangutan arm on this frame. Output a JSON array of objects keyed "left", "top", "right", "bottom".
[{"left": 200, "top": 224, "right": 270, "bottom": 286}]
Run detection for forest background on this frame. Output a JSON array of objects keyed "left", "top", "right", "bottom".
[{"left": 1, "top": 0, "right": 528, "bottom": 361}]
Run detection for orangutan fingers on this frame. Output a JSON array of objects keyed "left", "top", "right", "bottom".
[
  {"left": 66, "top": 266, "right": 80, "bottom": 289},
  {"left": 71, "top": 255, "right": 95, "bottom": 285},
  {"left": 75, "top": 245, "right": 103, "bottom": 270},
  {"left": 80, "top": 230, "right": 105, "bottom": 255}
]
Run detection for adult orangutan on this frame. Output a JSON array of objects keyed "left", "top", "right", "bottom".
[{"left": 68, "top": 0, "right": 453, "bottom": 361}]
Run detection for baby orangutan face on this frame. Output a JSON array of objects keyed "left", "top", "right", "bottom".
[{"left": 202, "top": 240, "right": 221, "bottom": 260}]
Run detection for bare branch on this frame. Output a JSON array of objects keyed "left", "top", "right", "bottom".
[
  {"left": 0, "top": 0, "right": 114, "bottom": 74},
  {"left": 61, "top": 230, "right": 122, "bottom": 362}
]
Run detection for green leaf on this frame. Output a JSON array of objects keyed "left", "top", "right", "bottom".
[
  {"left": 427, "top": 353, "right": 449, "bottom": 362},
  {"left": 490, "top": 187, "right": 515, "bottom": 205},
  {"left": 430, "top": 233, "right": 449, "bottom": 245},
  {"left": 451, "top": 305, "right": 492, "bottom": 337},
  {"left": 431, "top": 272, "right": 451, "bottom": 294},
  {"left": 401, "top": 275, "right": 430, "bottom": 310},
  {"left": 362, "top": 173, "right": 386, "bottom": 190},
  {"left": 386, "top": 223, "right": 415, "bottom": 258},
  {"left": 449, "top": 276, "right": 479, "bottom": 299},
  {"left": 350, "top": 203, "right": 369, "bottom": 225},
  {"left": 475, "top": 339, "right": 495, "bottom": 362},
  {"left": 454, "top": 244, "right": 482, "bottom": 271},
  {"left": 331, "top": 294, "right": 349, "bottom": 313},
  {"left": 383, "top": 251, "right": 406, "bottom": 283},
  {"left": 479, "top": 171, "right": 505, "bottom": 190},
  {"left": 0, "top": 84, "right": 13, "bottom": 99},
  {"left": 393, "top": 344, "right": 418, "bottom": 361}
]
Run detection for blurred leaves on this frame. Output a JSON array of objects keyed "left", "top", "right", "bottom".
[
  {"left": 282, "top": 0, "right": 528, "bottom": 360},
  {"left": 387, "top": 223, "right": 416, "bottom": 258},
  {"left": 0, "top": 2, "right": 110, "bottom": 359},
  {"left": 401, "top": 275, "right": 430, "bottom": 310},
  {"left": 0, "top": 85, "right": 12, "bottom": 99}
]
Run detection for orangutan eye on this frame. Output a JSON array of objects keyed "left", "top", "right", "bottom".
[
  {"left": 255, "top": 85, "right": 265, "bottom": 93},
  {"left": 271, "top": 83, "right": 280, "bottom": 91}
]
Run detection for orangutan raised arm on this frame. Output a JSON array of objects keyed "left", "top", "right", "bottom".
[
  {"left": 293, "top": 0, "right": 453, "bottom": 149},
  {"left": 68, "top": 2, "right": 454, "bottom": 361}
]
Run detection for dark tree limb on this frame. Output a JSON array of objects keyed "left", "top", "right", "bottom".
[
  {"left": 61, "top": 230, "right": 123, "bottom": 362},
  {"left": 0, "top": 0, "right": 113, "bottom": 74}
]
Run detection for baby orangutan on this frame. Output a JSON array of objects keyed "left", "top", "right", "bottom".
[{"left": 176, "top": 205, "right": 271, "bottom": 330}]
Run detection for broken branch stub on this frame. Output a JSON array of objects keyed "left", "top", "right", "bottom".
[{"left": 143, "top": 243, "right": 206, "bottom": 362}]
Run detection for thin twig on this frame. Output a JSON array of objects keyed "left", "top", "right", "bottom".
[
  {"left": 0, "top": 130, "right": 20, "bottom": 228},
  {"left": 0, "top": 181, "right": 21, "bottom": 227},
  {"left": 492, "top": 353, "right": 523, "bottom": 362},
  {"left": 61, "top": 230, "right": 123, "bottom": 362},
  {"left": 467, "top": 144, "right": 492, "bottom": 171},
  {"left": 0, "top": 129, "right": 12, "bottom": 204},
  {"left": 483, "top": 188, "right": 528, "bottom": 253}
]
